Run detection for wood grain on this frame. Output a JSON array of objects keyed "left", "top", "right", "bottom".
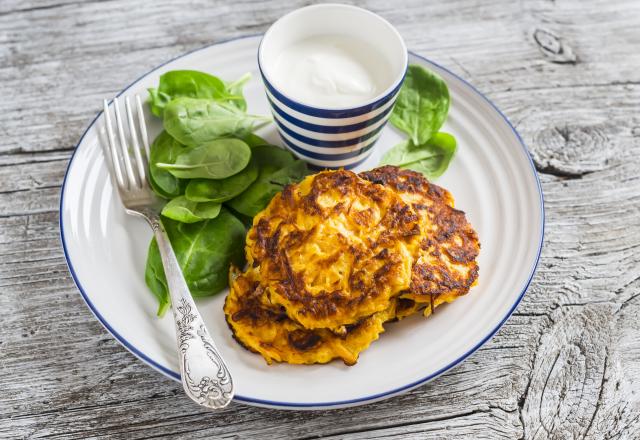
[{"left": 0, "top": 0, "right": 639, "bottom": 438}]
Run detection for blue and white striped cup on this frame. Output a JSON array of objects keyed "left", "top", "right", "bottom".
[{"left": 258, "top": 4, "right": 408, "bottom": 169}]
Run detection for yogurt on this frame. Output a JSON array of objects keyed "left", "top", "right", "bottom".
[{"left": 271, "top": 35, "right": 393, "bottom": 108}]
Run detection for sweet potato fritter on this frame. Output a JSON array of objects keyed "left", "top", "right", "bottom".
[
  {"left": 245, "top": 170, "right": 422, "bottom": 330},
  {"left": 224, "top": 267, "right": 395, "bottom": 365},
  {"left": 224, "top": 167, "right": 480, "bottom": 366},
  {"left": 361, "top": 166, "right": 480, "bottom": 316}
]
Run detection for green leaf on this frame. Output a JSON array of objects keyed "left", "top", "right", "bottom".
[
  {"left": 148, "top": 89, "right": 173, "bottom": 118},
  {"left": 390, "top": 64, "right": 450, "bottom": 145},
  {"left": 156, "top": 138, "right": 251, "bottom": 179},
  {"left": 268, "top": 160, "right": 310, "bottom": 185},
  {"left": 225, "top": 72, "right": 252, "bottom": 111},
  {"left": 185, "top": 156, "right": 259, "bottom": 203},
  {"left": 147, "top": 70, "right": 228, "bottom": 117},
  {"left": 241, "top": 132, "right": 270, "bottom": 148},
  {"left": 227, "top": 146, "right": 308, "bottom": 217},
  {"left": 161, "top": 196, "right": 222, "bottom": 223},
  {"left": 381, "top": 132, "right": 457, "bottom": 179},
  {"left": 228, "top": 208, "right": 254, "bottom": 229},
  {"left": 144, "top": 209, "right": 247, "bottom": 314},
  {"left": 163, "top": 97, "right": 271, "bottom": 147},
  {"left": 148, "top": 131, "right": 188, "bottom": 199},
  {"left": 144, "top": 239, "right": 171, "bottom": 317},
  {"left": 250, "top": 144, "right": 296, "bottom": 170},
  {"left": 381, "top": 132, "right": 456, "bottom": 165}
]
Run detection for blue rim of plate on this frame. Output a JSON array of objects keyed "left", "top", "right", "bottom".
[{"left": 59, "top": 34, "right": 545, "bottom": 409}]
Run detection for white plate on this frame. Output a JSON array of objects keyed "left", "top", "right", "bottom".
[{"left": 60, "top": 35, "right": 544, "bottom": 409}]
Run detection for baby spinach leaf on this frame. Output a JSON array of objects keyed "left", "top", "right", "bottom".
[
  {"left": 251, "top": 144, "right": 296, "bottom": 170},
  {"left": 405, "top": 143, "right": 456, "bottom": 179},
  {"left": 144, "top": 208, "right": 246, "bottom": 315},
  {"left": 163, "top": 97, "right": 271, "bottom": 147},
  {"left": 161, "top": 196, "right": 222, "bottom": 223},
  {"left": 148, "top": 88, "right": 172, "bottom": 118},
  {"left": 148, "top": 131, "right": 188, "bottom": 199},
  {"left": 225, "top": 72, "right": 252, "bottom": 111},
  {"left": 148, "top": 70, "right": 228, "bottom": 117},
  {"left": 228, "top": 208, "right": 254, "bottom": 229},
  {"left": 144, "top": 239, "right": 170, "bottom": 317},
  {"left": 228, "top": 155, "right": 308, "bottom": 217},
  {"left": 269, "top": 160, "right": 310, "bottom": 185},
  {"left": 390, "top": 64, "right": 450, "bottom": 146},
  {"left": 156, "top": 138, "right": 251, "bottom": 179},
  {"left": 381, "top": 132, "right": 457, "bottom": 179},
  {"left": 242, "top": 132, "right": 270, "bottom": 148},
  {"left": 381, "top": 132, "right": 456, "bottom": 166},
  {"left": 185, "top": 156, "right": 259, "bottom": 203}
]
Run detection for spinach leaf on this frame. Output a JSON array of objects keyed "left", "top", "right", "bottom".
[
  {"left": 163, "top": 97, "right": 270, "bottom": 147},
  {"left": 161, "top": 196, "right": 222, "bottom": 223},
  {"left": 156, "top": 138, "right": 251, "bottom": 179},
  {"left": 148, "top": 130, "right": 188, "bottom": 199},
  {"left": 185, "top": 156, "right": 259, "bottom": 203},
  {"left": 390, "top": 64, "right": 450, "bottom": 146},
  {"left": 251, "top": 144, "right": 296, "bottom": 170},
  {"left": 144, "top": 208, "right": 246, "bottom": 316},
  {"left": 228, "top": 148, "right": 308, "bottom": 217},
  {"left": 228, "top": 208, "right": 255, "bottom": 229},
  {"left": 381, "top": 132, "right": 457, "bottom": 179},
  {"left": 381, "top": 132, "right": 456, "bottom": 166},
  {"left": 148, "top": 70, "right": 228, "bottom": 117},
  {"left": 242, "top": 132, "right": 269, "bottom": 148},
  {"left": 225, "top": 72, "right": 251, "bottom": 111},
  {"left": 406, "top": 142, "right": 456, "bottom": 179},
  {"left": 144, "top": 239, "right": 170, "bottom": 317}
]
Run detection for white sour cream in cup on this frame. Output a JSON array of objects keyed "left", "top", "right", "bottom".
[{"left": 271, "top": 35, "right": 393, "bottom": 108}]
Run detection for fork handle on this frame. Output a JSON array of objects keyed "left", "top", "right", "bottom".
[{"left": 146, "top": 211, "right": 234, "bottom": 409}]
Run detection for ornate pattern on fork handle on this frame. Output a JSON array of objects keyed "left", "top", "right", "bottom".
[{"left": 175, "top": 298, "right": 234, "bottom": 408}]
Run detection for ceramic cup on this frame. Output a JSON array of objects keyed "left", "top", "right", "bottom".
[{"left": 258, "top": 4, "right": 407, "bottom": 169}]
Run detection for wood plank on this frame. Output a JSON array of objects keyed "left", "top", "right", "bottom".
[
  {"left": 1, "top": 0, "right": 639, "bottom": 438},
  {"left": 0, "top": 0, "right": 638, "bottom": 155}
]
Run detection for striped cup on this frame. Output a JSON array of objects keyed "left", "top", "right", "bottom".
[{"left": 258, "top": 4, "right": 408, "bottom": 169}]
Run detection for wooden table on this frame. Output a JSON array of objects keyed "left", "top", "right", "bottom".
[{"left": 1, "top": 0, "right": 639, "bottom": 438}]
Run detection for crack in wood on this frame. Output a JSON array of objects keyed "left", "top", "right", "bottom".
[
  {"left": 584, "top": 351, "right": 609, "bottom": 437},
  {"left": 534, "top": 162, "right": 595, "bottom": 179},
  {"left": 294, "top": 407, "right": 509, "bottom": 440},
  {"left": 0, "top": 209, "right": 58, "bottom": 219},
  {"left": 516, "top": 312, "right": 552, "bottom": 440},
  {"left": 0, "top": 0, "right": 114, "bottom": 17},
  {"left": 532, "top": 351, "right": 561, "bottom": 438},
  {"left": 0, "top": 184, "right": 62, "bottom": 196}
]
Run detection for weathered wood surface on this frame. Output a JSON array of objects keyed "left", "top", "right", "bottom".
[{"left": 1, "top": 0, "right": 639, "bottom": 438}]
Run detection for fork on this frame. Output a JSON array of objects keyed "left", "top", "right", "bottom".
[{"left": 102, "top": 95, "right": 234, "bottom": 409}]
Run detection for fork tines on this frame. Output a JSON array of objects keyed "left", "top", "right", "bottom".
[{"left": 103, "top": 95, "right": 151, "bottom": 191}]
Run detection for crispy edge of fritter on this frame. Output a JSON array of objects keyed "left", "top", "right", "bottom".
[
  {"left": 361, "top": 165, "right": 454, "bottom": 207},
  {"left": 224, "top": 266, "right": 395, "bottom": 365},
  {"left": 244, "top": 169, "right": 421, "bottom": 329}
]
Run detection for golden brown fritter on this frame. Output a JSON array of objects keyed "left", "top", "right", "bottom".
[
  {"left": 224, "top": 167, "right": 480, "bottom": 366},
  {"left": 224, "top": 267, "right": 395, "bottom": 365},
  {"left": 361, "top": 166, "right": 480, "bottom": 316},
  {"left": 245, "top": 170, "right": 422, "bottom": 330}
]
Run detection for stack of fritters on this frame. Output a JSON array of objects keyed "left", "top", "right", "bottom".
[{"left": 224, "top": 166, "right": 480, "bottom": 365}]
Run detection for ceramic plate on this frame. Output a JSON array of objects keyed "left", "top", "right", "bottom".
[{"left": 60, "top": 35, "right": 544, "bottom": 409}]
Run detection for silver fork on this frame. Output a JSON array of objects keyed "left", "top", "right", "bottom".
[{"left": 102, "top": 95, "right": 234, "bottom": 409}]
